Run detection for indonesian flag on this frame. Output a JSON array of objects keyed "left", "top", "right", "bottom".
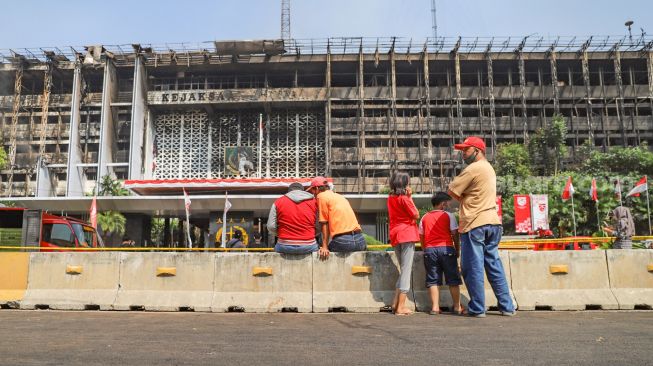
[
  {"left": 183, "top": 188, "right": 191, "bottom": 214},
  {"left": 90, "top": 196, "right": 97, "bottom": 229},
  {"left": 627, "top": 176, "right": 648, "bottom": 197},
  {"left": 589, "top": 178, "right": 598, "bottom": 202},
  {"left": 561, "top": 176, "right": 575, "bottom": 201}
]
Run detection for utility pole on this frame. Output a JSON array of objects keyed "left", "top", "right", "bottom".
[{"left": 281, "top": 0, "right": 291, "bottom": 41}]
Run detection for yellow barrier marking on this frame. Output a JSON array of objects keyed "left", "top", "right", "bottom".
[
  {"left": 351, "top": 266, "right": 372, "bottom": 275},
  {"left": 549, "top": 264, "right": 569, "bottom": 274},
  {"left": 647, "top": 264, "right": 653, "bottom": 272},
  {"left": 1, "top": 235, "right": 651, "bottom": 252},
  {"left": 65, "top": 265, "right": 83, "bottom": 275},
  {"left": 252, "top": 267, "right": 273, "bottom": 276},
  {"left": 156, "top": 267, "right": 176, "bottom": 277}
]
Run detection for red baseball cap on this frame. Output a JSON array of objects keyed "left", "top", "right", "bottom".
[
  {"left": 454, "top": 136, "right": 486, "bottom": 153},
  {"left": 308, "top": 176, "right": 329, "bottom": 189}
]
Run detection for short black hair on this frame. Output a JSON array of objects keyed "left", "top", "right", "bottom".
[
  {"left": 288, "top": 182, "right": 304, "bottom": 192},
  {"left": 232, "top": 230, "right": 242, "bottom": 239},
  {"left": 431, "top": 192, "right": 451, "bottom": 207}
]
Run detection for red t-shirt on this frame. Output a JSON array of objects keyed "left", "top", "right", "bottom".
[
  {"left": 387, "top": 194, "right": 420, "bottom": 246},
  {"left": 419, "top": 210, "right": 459, "bottom": 248}
]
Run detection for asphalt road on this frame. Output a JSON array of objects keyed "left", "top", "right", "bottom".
[{"left": 0, "top": 310, "right": 651, "bottom": 365}]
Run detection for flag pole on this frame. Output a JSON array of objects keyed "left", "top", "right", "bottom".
[
  {"left": 570, "top": 193, "right": 577, "bottom": 237},
  {"left": 221, "top": 191, "right": 229, "bottom": 248},
  {"left": 595, "top": 201, "right": 602, "bottom": 235},
  {"left": 617, "top": 177, "right": 623, "bottom": 207},
  {"left": 646, "top": 175, "right": 652, "bottom": 235}
]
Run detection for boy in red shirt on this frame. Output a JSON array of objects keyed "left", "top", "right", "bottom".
[{"left": 419, "top": 192, "right": 464, "bottom": 315}]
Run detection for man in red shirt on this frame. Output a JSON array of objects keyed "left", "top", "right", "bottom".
[
  {"left": 267, "top": 182, "right": 320, "bottom": 254},
  {"left": 419, "top": 192, "right": 463, "bottom": 315}
]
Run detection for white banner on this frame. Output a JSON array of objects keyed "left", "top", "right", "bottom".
[{"left": 530, "top": 194, "right": 549, "bottom": 231}]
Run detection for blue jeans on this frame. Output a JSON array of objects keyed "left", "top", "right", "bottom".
[
  {"left": 275, "top": 243, "right": 319, "bottom": 254},
  {"left": 460, "top": 224, "right": 514, "bottom": 315},
  {"left": 328, "top": 232, "right": 366, "bottom": 252}
]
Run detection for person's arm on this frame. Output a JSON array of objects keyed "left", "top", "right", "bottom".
[
  {"left": 266, "top": 204, "right": 278, "bottom": 236},
  {"left": 403, "top": 194, "right": 420, "bottom": 221},
  {"left": 447, "top": 190, "right": 461, "bottom": 202},
  {"left": 319, "top": 222, "right": 330, "bottom": 259},
  {"left": 452, "top": 231, "right": 460, "bottom": 257}
]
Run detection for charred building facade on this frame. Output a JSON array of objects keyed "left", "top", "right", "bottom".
[{"left": 1, "top": 36, "right": 653, "bottom": 244}]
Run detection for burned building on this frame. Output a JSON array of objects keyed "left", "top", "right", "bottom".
[{"left": 1, "top": 36, "right": 652, "bottom": 244}]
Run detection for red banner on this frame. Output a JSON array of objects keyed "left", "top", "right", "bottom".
[{"left": 514, "top": 194, "right": 532, "bottom": 233}]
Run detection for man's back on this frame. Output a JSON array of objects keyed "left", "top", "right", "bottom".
[
  {"left": 317, "top": 190, "right": 360, "bottom": 236},
  {"left": 448, "top": 160, "right": 500, "bottom": 232}
]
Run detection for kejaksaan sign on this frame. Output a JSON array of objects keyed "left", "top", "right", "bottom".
[{"left": 147, "top": 88, "right": 327, "bottom": 105}]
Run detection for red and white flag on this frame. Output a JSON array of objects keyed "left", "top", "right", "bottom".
[
  {"left": 589, "top": 178, "right": 598, "bottom": 202},
  {"left": 561, "top": 176, "right": 575, "bottom": 201},
  {"left": 183, "top": 188, "right": 192, "bottom": 214},
  {"left": 89, "top": 196, "right": 97, "bottom": 229},
  {"left": 627, "top": 176, "right": 648, "bottom": 197}
]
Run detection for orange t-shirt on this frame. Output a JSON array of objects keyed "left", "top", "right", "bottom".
[{"left": 317, "top": 190, "right": 361, "bottom": 236}]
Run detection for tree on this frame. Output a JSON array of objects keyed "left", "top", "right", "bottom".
[
  {"left": 495, "top": 143, "right": 531, "bottom": 178},
  {"left": 528, "top": 114, "right": 568, "bottom": 176},
  {"left": 97, "top": 210, "right": 126, "bottom": 243},
  {"left": 0, "top": 147, "right": 7, "bottom": 170},
  {"left": 98, "top": 174, "right": 130, "bottom": 196}
]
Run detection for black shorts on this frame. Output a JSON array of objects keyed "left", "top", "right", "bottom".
[{"left": 423, "top": 246, "right": 462, "bottom": 287}]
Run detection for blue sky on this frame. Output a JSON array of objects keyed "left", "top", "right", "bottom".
[{"left": 2, "top": 0, "right": 652, "bottom": 48}]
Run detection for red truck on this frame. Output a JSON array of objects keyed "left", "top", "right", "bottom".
[{"left": 0, "top": 207, "right": 102, "bottom": 250}]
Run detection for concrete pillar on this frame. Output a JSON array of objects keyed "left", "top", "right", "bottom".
[
  {"left": 97, "top": 58, "right": 118, "bottom": 189},
  {"left": 66, "top": 62, "right": 86, "bottom": 196},
  {"left": 128, "top": 53, "right": 148, "bottom": 180}
]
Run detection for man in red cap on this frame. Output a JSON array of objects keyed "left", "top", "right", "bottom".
[
  {"left": 307, "top": 176, "right": 366, "bottom": 259},
  {"left": 447, "top": 136, "right": 515, "bottom": 318}
]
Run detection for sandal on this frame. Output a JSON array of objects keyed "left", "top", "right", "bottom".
[
  {"left": 428, "top": 310, "right": 441, "bottom": 315},
  {"left": 451, "top": 306, "right": 466, "bottom": 316}
]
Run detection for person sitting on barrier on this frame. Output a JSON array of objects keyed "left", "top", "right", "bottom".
[
  {"left": 267, "top": 182, "right": 320, "bottom": 254},
  {"left": 419, "top": 192, "right": 464, "bottom": 315},
  {"left": 307, "top": 176, "right": 366, "bottom": 259},
  {"left": 448, "top": 136, "right": 515, "bottom": 318},
  {"left": 226, "top": 230, "right": 246, "bottom": 250},
  {"left": 387, "top": 172, "right": 420, "bottom": 316},
  {"left": 603, "top": 206, "right": 636, "bottom": 249}
]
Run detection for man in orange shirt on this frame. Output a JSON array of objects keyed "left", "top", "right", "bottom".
[{"left": 307, "top": 176, "right": 366, "bottom": 259}]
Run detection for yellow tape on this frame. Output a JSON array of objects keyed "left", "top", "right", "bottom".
[
  {"left": 351, "top": 266, "right": 372, "bottom": 275},
  {"left": 65, "top": 265, "right": 83, "bottom": 275},
  {"left": 549, "top": 264, "right": 569, "bottom": 274},
  {"left": 252, "top": 267, "right": 273, "bottom": 276},
  {"left": 647, "top": 264, "right": 653, "bottom": 272},
  {"left": 156, "top": 267, "right": 176, "bottom": 276}
]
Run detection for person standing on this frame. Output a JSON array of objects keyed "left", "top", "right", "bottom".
[
  {"left": 387, "top": 172, "right": 420, "bottom": 316},
  {"left": 447, "top": 136, "right": 515, "bottom": 318},
  {"left": 307, "top": 176, "right": 366, "bottom": 259},
  {"left": 419, "top": 192, "right": 464, "bottom": 315},
  {"left": 604, "top": 206, "right": 636, "bottom": 249},
  {"left": 267, "top": 182, "right": 320, "bottom": 254}
]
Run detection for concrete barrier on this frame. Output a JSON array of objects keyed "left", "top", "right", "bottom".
[
  {"left": 20, "top": 252, "right": 120, "bottom": 310},
  {"left": 0, "top": 252, "right": 29, "bottom": 308},
  {"left": 510, "top": 251, "right": 618, "bottom": 310},
  {"left": 412, "top": 250, "right": 515, "bottom": 312},
  {"left": 607, "top": 250, "right": 653, "bottom": 309},
  {"left": 114, "top": 252, "right": 214, "bottom": 312},
  {"left": 212, "top": 253, "right": 312, "bottom": 313},
  {"left": 312, "top": 251, "right": 413, "bottom": 312}
]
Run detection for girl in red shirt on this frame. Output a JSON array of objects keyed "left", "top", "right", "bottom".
[{"left": 387, "top": 172, "right": 420, "bottom": 315}]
